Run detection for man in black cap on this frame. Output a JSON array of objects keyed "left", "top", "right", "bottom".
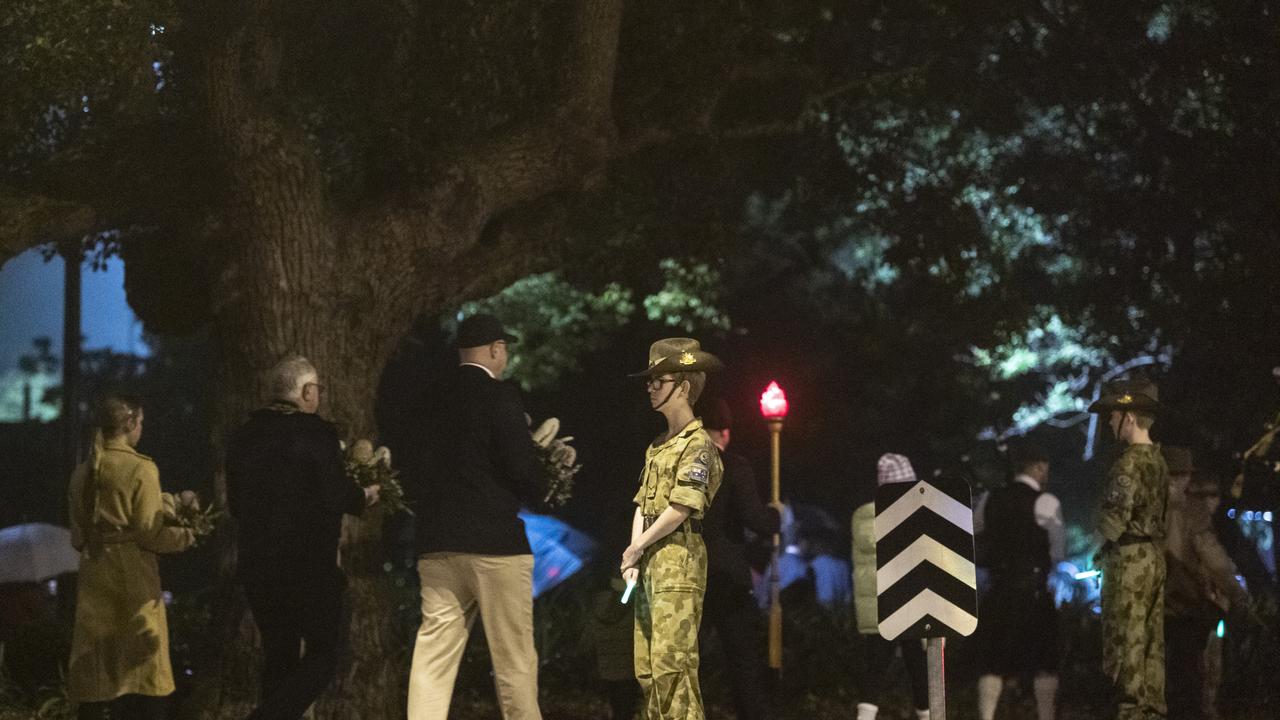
[
  {"left": 698, "top": 397, "right": 781, "bottom": 720},
  {"left": 406, "top": 313, "right": 547, "bottom": 720}
]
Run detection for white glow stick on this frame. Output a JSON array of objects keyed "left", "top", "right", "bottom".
[{"left": 620, "top": 579, "right": 636, "bottom": 604}]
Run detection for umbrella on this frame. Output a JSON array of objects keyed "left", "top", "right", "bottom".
[
  {"left": 0, "top": 523, "right": 80, "bottom": 583},
  {"left": 519, "top": 511, "right": 597, "bottom": 598}
]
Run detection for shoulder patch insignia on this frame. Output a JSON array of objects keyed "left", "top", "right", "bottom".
[{"left": 685, "top": 450, "right": 711, "bottom": 487}]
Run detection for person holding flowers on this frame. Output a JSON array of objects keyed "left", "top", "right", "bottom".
[
  {"left": 67, "top": 393, "right": 196, "bottom": 720},
  {"left": 226, "top": 355, "right": 380, "bottom": 720},
  {"left": 406, "top": 313, "right": 548, "bottom": 720}
]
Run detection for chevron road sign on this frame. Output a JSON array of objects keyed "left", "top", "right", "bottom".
[{"left": 875, "top": 474, "right": 978, "bottom": 641}]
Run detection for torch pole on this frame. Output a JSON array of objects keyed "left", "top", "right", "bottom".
[{"left": 767, "top": 417, "right": 783, "bottom": 670}]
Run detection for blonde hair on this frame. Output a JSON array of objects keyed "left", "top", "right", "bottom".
[
  {"left": 93, "top": 394, "right": 142, "bottom": 439},
  {"left": 1133, "top": 412, "right": 1154, "bottom": 430},
  {"left": 82, "top": 394, "right": 143, "bottom": 541}
]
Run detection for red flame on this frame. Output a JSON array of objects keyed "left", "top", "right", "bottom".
[{"left": 759, "top": 381, "right": 789, "bottom": 419}]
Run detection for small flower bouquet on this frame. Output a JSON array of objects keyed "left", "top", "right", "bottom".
[
  {"left": 161, "top": 490, "right": 223, "bottom": 543},
  {"left": 531, "top": 417, "right": 582, "bottom": 508},
  {"left": 343, "top": 439, "right": 413, "bottom": 515}
]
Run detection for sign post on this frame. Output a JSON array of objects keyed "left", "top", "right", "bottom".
[{"left": 875, "top": 472, "right": 977, "bottom": 719}]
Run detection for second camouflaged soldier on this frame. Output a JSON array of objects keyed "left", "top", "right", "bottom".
[
  {"left": 620, "top": 338, "right": 724, "bottom": 720},
  {"left": 1088, "top": 377, "right": 1170, "bottom": 720}
]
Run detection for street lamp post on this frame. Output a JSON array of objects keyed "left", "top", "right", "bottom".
[
  {"left": 759, "top": 380, "right": 788, "bottom": 670},
  {"left": 61, "top": 241, "right": 82, "bottom": 507}
]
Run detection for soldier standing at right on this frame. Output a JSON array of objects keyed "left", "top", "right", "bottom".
[{"left": 1088, "top": 377, "right": 1170, "bottom": 720}]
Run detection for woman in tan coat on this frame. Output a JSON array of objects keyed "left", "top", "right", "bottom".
[{"left": 67, "top": 395, "right": 195, "bottom": 720}]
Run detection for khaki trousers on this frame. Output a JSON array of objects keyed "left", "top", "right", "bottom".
[
  {"left": 407, "top": 552, "right": 541, "bottom": 720},
  {"left": 634, "top": 532, "right": 707, "bottom": 720}
]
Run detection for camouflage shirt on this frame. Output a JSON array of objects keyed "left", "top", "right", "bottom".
[
  {"left": 633, "top": 418, "right": 723, "bottom": 519},
  {"left": 1098, "top": 443, "right": 1169, "bottom": 544}
]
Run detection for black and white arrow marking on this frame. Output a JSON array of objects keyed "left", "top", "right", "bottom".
[{"left": 875, "top": 477, "right": 978, "bottom": 640}]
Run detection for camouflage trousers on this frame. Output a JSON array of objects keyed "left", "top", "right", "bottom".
[
  {"left": 634, "top": 529, "right": 708, "bottom": 720},
  {"left": 1101, "top": 541, "right": 1167, "bottom": 720}
]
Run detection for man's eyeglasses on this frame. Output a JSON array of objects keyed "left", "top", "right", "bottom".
[{"left": 646, "top": 377, "right": 676, "bottom": 390}]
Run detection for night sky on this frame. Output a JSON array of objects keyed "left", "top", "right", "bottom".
[
  {"left": 0, "top": 248, "right": 147, "bottom": 418},
  {"left": 0, "top": 245, "right": 146, "bottom": 420}
]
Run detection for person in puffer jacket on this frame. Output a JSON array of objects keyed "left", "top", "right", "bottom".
[{"left": 851, "top": 453, "right": 930, "bottom": 720}]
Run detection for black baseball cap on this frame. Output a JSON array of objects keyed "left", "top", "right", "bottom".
[{"left": 456, "top": 313, "right": 518, "bottom": 348}]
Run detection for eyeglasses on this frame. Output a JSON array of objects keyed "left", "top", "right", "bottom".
[{"left": 646, "top": 377, "right": 676, "bottom": 390}]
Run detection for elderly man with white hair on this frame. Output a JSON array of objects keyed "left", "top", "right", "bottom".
[{"left": 226, "top": 354, "right": 380, "bottom": 720}]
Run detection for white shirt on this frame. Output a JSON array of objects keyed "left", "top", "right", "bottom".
[{"left": 460, "top": 362, "right": 496, "bottom": 379}]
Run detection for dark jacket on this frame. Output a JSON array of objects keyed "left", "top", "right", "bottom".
[
  {"left": 408, "top": 364, "right": 546, "bottom": 555},
  {"left": 978, "top": 482, "right": 1050, "bottom": 580},
  {"left": 225, "top": 404, "right": 366, "bottom": 584},
  {"left": 702, "top": 449, "right": 780, "bottom": 587},
  {"left": 1166, "top": 490, "right": 1248, "bottom": 618}
]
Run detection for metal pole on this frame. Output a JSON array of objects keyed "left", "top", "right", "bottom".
[
  {"left": 62, "top": 243, "right": 82, "bottom": 484},
  {"left": 927, "top": 636, "right": 946, "bottom": 719},
  {"left": 767, "top": 418, "right": 783, "bottom": 669}
]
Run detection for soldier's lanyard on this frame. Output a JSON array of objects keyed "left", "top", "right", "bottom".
[
  {"left": 1117, "top": 412, "right": 1132, "bottom": 437},
  {"left": 653, "top": 382, "right": 679, "bottom": 412}
]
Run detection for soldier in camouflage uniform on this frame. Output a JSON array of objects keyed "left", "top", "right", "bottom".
[
  {"left": 621, "top": 338, "right": 724, "bottom": 720},
  {"left": 1088, "top": 377, "right": 1170, "bottom": 720}
]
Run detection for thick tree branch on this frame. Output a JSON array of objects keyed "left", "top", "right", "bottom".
[
  {"left": 560, "top": 0, "right": 624, "bottom": 126},
  {"left": 429, "top": 202, "right": 570, "bottom": 311},
  {"left": 368, "top": 0, "right": 624, "bottom": 269},
  {"left": 614, "top": 59, "right": 930, "bottom": 162},
  {"left": 614, "top": 120, "right": 807, "bottom": 160},
  {"left": 0, "top": 113, "right": 199, "bottom": 266},
  {"left": 437, "top": 0, "right": 624, "bottom": 217},
  {"left": 0, "top": 193, "right": 98, "bottom": 265}
]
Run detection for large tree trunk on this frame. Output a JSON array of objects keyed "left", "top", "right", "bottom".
[
  {"left": 178, "top": 15, "right": 420, "bottom": 716},
  {"left": 178, "top": 3, "right": 625, "bottom": 717},
  {"left": 186, "top": 192, "right": 418, "bottom": 718}
]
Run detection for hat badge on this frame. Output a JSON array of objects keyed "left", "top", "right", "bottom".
[
  {"left": 679, "top": 352, "right": 696, "bottom": 366},
  {"left": 1118, "top": 394, "right": 1133, "bottom": 404}
]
